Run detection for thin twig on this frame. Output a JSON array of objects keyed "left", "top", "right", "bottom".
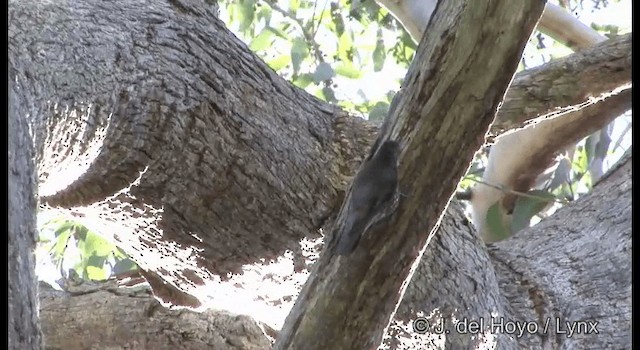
[
  {"left": 464, "top": 177, "right": 571, "bottom": 205},
  {"left": 262, "top": 0, "right": 325, "bottom": 64}
]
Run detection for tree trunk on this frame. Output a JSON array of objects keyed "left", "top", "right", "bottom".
[
  {"left": 275, "top": 0, "right": 546, "bottom": 348},
  {"left": 9, "top": 73, "right": 43, "bottom": 349},
  {"left": 9, "top": 0, "right": 631, "bottom": 348},
  {"left": 37, "top": 153, "right": 631, "bottom": 349}
]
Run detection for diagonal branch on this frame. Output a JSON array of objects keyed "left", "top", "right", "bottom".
[
  {"left": 274, "top": 0, "right": 545, "bottom": 348},
  {"left": 493, "top": 33, "right": 631, "bottom": 133}
]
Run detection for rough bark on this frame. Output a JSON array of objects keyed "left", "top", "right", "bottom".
[
  {"left": 8, "top": 0, "right": 375, "bottom": 313},
  {"left": 390, "top": 151, "right": 631, "bottom": 349},
  {"left": 8, "top": 0, "right": 630, "bottom": 343},
  {"left": 8, "top": 73, "right": 43, "bottom": 349},
  {"left": 38, "top": 282, "right": 273, "bottom": 350},
  {"left": 493, "top": 33, "right": 631, "bottom": 133},
  {"left": 472, "top": 87, "right": 631, "bottom": 242},
  {"left": 274, "top": 0, "right": 545, "bottom": 349},
  {"left": 37, "top": 154, "right": 631, "bottom": 350}
]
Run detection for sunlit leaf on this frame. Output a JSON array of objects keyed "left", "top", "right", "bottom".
[
  {"left": 85, "top": 256, "right": 109, "bottom": 281},
  {"left": 293, "top": 73, "right": 314, "bottom": 89},
  {"left": 335, "top": 62, "right": 361, "bottom": 79},
  {"left": 249, "top": 28, "right": 274, "bottom": 51},
  {"left": 268, "top": 54, "right": 291, "bottom": 71},
  {"left": 50, "top": 228, "right": 72, "bottom": 260},
  {"left": 337, "top": 32, "right": 353, "bottom": 61},
  {"left": 78, "top": 230, "right": 113, "bottom": 257},
  {"left": 289, "top": 0, "right": 300, "bottom": 15}
]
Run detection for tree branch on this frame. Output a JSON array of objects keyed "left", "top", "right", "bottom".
[
  {"left": 274, "top": 0, "right": 545, "bottom": 348},
  {"left": 493, "top": 33, "right": 631, "bottom": 133}
]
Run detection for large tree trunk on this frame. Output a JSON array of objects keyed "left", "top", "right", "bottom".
[
  {"left": 8, "top": 0, "right": 631, "bottom": 349},
  {"left": 9, "top": 74, "right": 43, "bottom": 348},
  {"left": 275, "top": 0, "right": 545, "bottom": 348},
  {"left": 37, "top": 153, "right": 631, "bottom": 349}
]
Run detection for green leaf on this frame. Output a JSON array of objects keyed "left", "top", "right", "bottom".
[
  {"left": 368, "top": 101, "right": 389, "bottom": 122},
  {"left": 573, "top": 146, "right": 588, "bottom": 174},
  {"left": 321, "top": 86, "right": 337, "bottom": 102},
  {"left": 331, "top": 5, "right": 345, "bottom": 37},
  {"left": 511, "top": 190, "right": 555, "bottom": 233},
  {"left": 113, "top": 258, "right": 138, "bottom": 275},
  {"left": 289, "top": 0, "right": 300, "bottom": 15},
  {"left": 249, "top": 29, "right": 274, "bottom": 51},
  {"left": 86, "top": 254, "right": 108, "bottom": 268},
  {"left": 50, "top": 228, "right": 72, "bottom": 260},
  {"left": 485, "top": 202, "right": 510, "bottom": 240},
  {"left": 373, "top": 29, "right": 386, "bottom": 72},
  {"left": 265, "top": 26, "right": 289, "bottom": 40},
  {"left": 256, "top": 5, "right": 272, "bottom": 26},
  {"left": 337, "top": 32, "right": 353, "bottom": 61},
  {"left": 238, "top": 0, "right": 256, "bottom": 33},
  {"left": 291, "top": 37, "right": 309, "bottom": 74},
  {"left": 78, "top": 230, "right": 113, "bottom": 257},
  {"left": 53, "top": 221, "right": 75, "bottom": 238},
  {"left": 293, "top": 73, "right": 314, "bottom": 89},
  {"left": 313, "top": 62, "right": 335, "bottom": 83},
  {"left": 85, "top": 266, "right": 108, "bottom": 280},
  {"left": 335, "top": 62, "right": 361, "bottom": 79},
  {"left": 267, "top": 54, "right": 291, "bottom": 71}
]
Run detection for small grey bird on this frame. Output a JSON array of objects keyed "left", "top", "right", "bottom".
[{"left": 335, "top": 140, "right": 401, "bottom": 255}]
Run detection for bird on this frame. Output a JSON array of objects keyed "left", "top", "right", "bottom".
[{"left": 335, "top": 140, "right": 401, "bottom": 255}]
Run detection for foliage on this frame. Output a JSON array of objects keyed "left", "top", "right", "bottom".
[{"left": 37, "top": 216, "right": 138, "bottom": 284}]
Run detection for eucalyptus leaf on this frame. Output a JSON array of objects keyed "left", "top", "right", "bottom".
[
  {"left": 373, "top": 29, "right": 386, "bottom": 71},
  {"left": 249, "top": 29, "right": 274, "bottom": 51},
  {"left": 313, "top": 62, "right": 335, "bottom": 83},
  {"left": 486, "top": 202, "right": 510, "bottom": 240},
  {"left": 335, "top": 62, "right": 361, "bottom": 79},
  {"left": 291, "top": 38, "right": 309, "bottom": 74},
  {"left": 511, "top": 190, "right": 556, "bottom": 233},
  {"left": 368, "top": 101, "right": 389, "bottom": 122}
]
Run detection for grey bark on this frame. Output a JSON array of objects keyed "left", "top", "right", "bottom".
[
  {"left": 9, "top": 73, "right": 43, "bottom": 348},
  {"left": 391, "top": 152, "right": 631, "bottom": 349},
  {"left": 493, "top": 33, "right": 631, "bottom": 133},
  {"left": 36, "top": 153, "right": 631, "bottom": 349},
  {"left": 274, "top": 0, "right": 545, "bottom": 348},
  {"left": 38, "top": 282, "right": 273, "bottom": 350},
  {"left": 8, "top": 0, "right": 631, "bottom": 349}
]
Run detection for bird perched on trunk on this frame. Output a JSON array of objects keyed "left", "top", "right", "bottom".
[{"left": 335, "top": 140, "right": 401, "bottom": 255}]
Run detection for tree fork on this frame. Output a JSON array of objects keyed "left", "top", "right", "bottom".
[{"left": 274, "top": 0, "right": 546, "bottom": 349}]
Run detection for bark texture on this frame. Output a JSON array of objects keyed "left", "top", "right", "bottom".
[
  {"left": 8, "top": 73, "right": 43, "bottom": 349},
  {"left": 37, "top": 154, "right": 631, "bottom": 349},
  {"left": 38, "top": 282, "right": 273, "bottom": 350},
  {"left": 274, "top": 0, "right": 545, "bottom": 349},
  {"left": 9, "top": 0, "right": 375, "bottom": 314},
  {"left": 8, "top": 0, "right": 631, "bottom": 348},
  {"left": 391, "top": 153, "right": 631, "bottom": 349},
  {"left": 493, "top": 33, "right": 631, "bottom": 133}
]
